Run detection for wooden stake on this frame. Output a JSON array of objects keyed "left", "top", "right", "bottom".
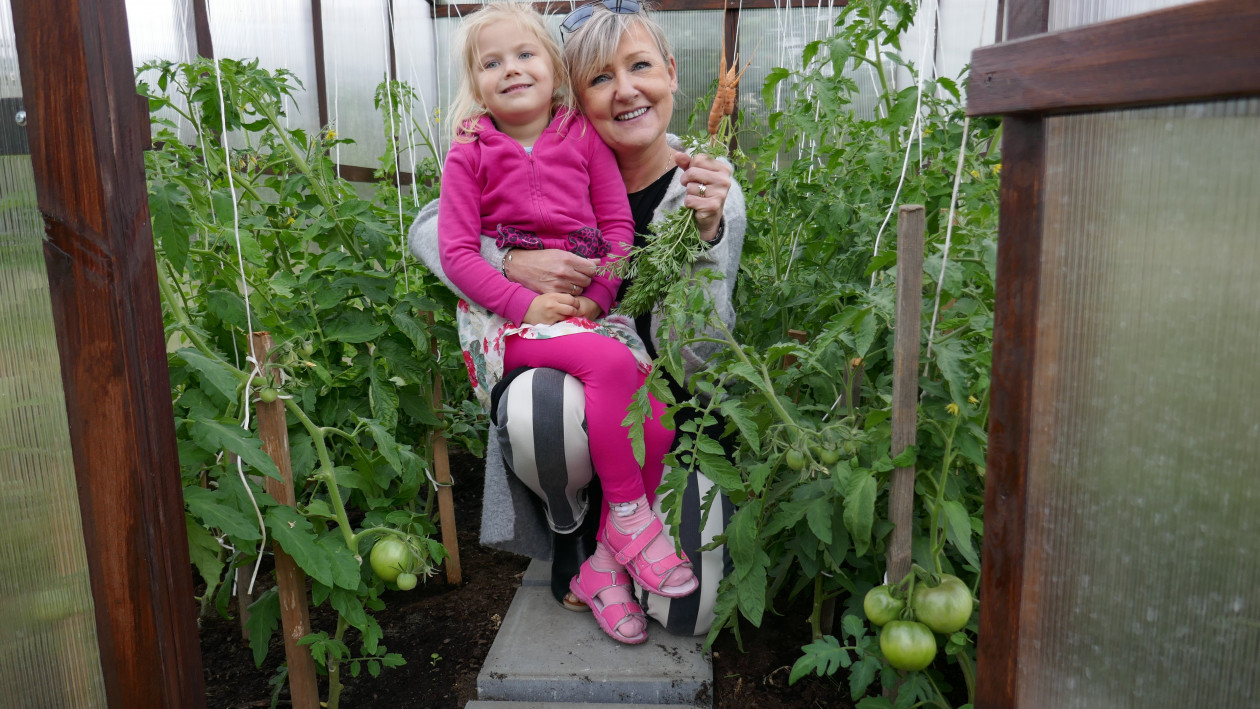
[
  {"left": 251, "top": 332, "right": 320, "bottom": 709},
  {"left": 425, "top": 313, "right": 462, "bottom": 585},
  {"left": 887, "top": 205, "right": 925, "bottom": 585}
]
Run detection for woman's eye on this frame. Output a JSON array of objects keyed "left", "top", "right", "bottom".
[
  {"left": 589, "top": 73, "right": 611, "bottom": 86},
  {"left": 632, "top": 61, "right": 651, "bottom": 71}
]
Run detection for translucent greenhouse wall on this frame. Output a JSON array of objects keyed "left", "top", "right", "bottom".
[
  {"left": 0, "top": 1, "right": 108, "bottom": 705},
  {"left": 122, "top": 0, "right": 995, "bottom": 173},
  {"left": 1019, "top": 95, "right": 1260, "bottom": 709}
]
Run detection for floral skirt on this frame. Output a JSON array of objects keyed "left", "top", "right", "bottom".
[{"left": 456, "top": 299, "right": 653, "bottom": 412}]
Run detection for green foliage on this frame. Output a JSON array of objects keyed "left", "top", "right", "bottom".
[
  {"left": 140, "top": 57, "right": 474, "bottom": 706},
  {"left": 648, "top": 1, "right": 997, "bottom": 704}
]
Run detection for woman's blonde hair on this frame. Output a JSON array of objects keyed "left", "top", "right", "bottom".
[
  {"left": 447, "top": 2, "right": 574, "bottom": 143},
  {"left": 562, "top": 2, "right": 673, "bottom": 106}
]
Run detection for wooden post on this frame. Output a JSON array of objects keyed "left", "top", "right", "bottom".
[
  {"left": 425, "top": 313, "right": 462, "bottom": 585},
  {"left": 251, "top": 332, "right": 320, "bottom": 709},
  {"left": 887, "top": 205, "right": 925, "bottom": 585},
  {"left": 12, "top": 1, "right": 205, "bottom": 705}
]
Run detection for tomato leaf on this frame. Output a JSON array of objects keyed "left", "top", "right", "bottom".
[
  {"left": 185, "top": 515, "right": 225, "bottom": 589},
  {"left": 175, "top": 348, "right": 241, "bottom": 404},
  {"left": 941, "top": 499, "right": 979, "bottom": 569},
  {"left": 844, "top": 469, "right": 877, "bottom": 557},
  {"left": 324, "top": 310, "right": 388, "bottom": 343},
  {"left": 184, "top": 485, "right": 263, "bottom": 541},
  {"left": 789, "top": 635, "right": 850, "bottom": 684},
  {"left": 190, "top": 417, "right": 282, "bottom": 482},
  {"left": 244, "top": 588, "right": 281, "bottom": 667},
  {"left": 265, "top": 505, "right": 333, "bottom": 588}
]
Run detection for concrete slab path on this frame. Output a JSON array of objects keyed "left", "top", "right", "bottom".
[{"left": 477, "top": 561, "right": 712, "bottom": 707}]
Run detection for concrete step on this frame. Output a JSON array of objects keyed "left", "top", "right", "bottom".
[
  {"left": 478, "top": 563, "right": 712, "bottom": 707},
  {"left": 466, "top": 703, "right": 699, "bottom": 708}
]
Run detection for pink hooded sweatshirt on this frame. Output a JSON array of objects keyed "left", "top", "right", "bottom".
[{"left": 438, "top": 109, "right": 633, "bottom": 325}]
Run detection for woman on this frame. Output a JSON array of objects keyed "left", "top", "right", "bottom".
[{"left": 409, "top": 1, "right": 745, "bottom": 637}]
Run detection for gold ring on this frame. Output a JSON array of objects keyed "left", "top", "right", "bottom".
[{"left": 697, "top": 183, "right": 707, "bottom": 197}]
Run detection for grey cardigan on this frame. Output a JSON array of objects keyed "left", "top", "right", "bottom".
[{"left": 408, "top": 136, "right": 747, "bottom": 559}]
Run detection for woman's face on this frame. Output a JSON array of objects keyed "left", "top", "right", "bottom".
[{"left": 576, "top": 25, "right": 678, "bottom": 159}]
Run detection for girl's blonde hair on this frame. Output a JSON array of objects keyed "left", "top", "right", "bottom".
[
  {"left": 447, "top": 2, "right": 574, "bottom": 143},
  {"left": 562, "top": 2, "right": 673, "bottom": 106}
]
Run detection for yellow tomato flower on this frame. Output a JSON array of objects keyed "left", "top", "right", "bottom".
[
  {"left": 968, "top": 395, "right": 979, "bottom": 405},
  {"left": 993, "top": 162, "right": 1002, "bottom": 175},
  {"left": 969, "top": 170, "right": 980, "bottom": 179},
  {"left": 946, "top": 403, "right": 960, "bottom": 416}
]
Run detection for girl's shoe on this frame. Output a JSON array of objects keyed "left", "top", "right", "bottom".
[
  {"left": 569, "top": 560, "right": 648, "bottom": 644},
  {"left": 601, "top": 515, "right": 699, "bottom": 599}
]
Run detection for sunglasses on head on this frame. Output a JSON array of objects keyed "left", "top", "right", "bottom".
[{"left": 559, "top": 0, "right": 642, "bottom": 41}]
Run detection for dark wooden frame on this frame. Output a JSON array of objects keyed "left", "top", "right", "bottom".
[
  {"left": 968, "top": 0, "right": 1260, "bottom": 706},
  {"left": 11, "top": 0, "right": 206, "bottom": 706}
]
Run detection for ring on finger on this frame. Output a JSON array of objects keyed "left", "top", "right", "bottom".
[
  {"left": 697, "top": 183, "right": 708, "bottom": 197},
  {"left": 571, "top": 283, "right": 578, "bottom": 294}
]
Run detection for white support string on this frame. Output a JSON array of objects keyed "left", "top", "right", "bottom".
[
  {"left": 924, "top": 115, "right": 970, "bottom": 371},
  {"left": 382, "top": 2, "right": 409, "bottom": 291},
  {"left": 869, "top": 0, "right": 938, "bottom": 285},
  {"left": 205, "top": 4, "right": 268, "bottom": 593}
]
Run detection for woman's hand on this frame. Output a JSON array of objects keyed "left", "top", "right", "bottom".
[
  {"left": 675, "top": 151, "right": 732, "bottom": 242},
  {"left": 523, "top": 293, "right": 581, "bottom": 325},
  {"left": 505, "top": 248, "right": 598, "bottom": 296}
]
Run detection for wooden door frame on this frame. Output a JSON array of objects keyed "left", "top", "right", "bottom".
[
  {"left": 11, "top": 0, "right": 206, "bottom": 706},
  {"left": 966, "top": 1, "right": 1260, "bottom": 706}
]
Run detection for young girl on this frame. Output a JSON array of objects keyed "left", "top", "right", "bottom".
[{"left": 437, "top": 3, "right": 696, "bottom": 644}]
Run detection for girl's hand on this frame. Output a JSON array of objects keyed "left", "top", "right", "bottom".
[
  {"left": 574, "top": 296, "right": 603, "bottom": 321},
  {"left": 505, "top": 248, "right": 597, "bottom": 296},
  {"left": 675, "top": 151, "right": 732, "bottom": 242},
  {"left": 523, "top": 293, "right": 580, "bottom": 325}
]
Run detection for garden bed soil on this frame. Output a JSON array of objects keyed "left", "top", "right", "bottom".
[{"left": 201, "top": 447, "right": 851, "bottom": 708}]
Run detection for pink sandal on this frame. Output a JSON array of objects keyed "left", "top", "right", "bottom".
[
  {"left": 601, "top": 516, "right": 699, "bottom": 599},
  {"left": 569, "top": 561, "right": 648, "bottom": 644}
]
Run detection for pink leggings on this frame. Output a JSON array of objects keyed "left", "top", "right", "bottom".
[{"left": 504, "top": 332, "right": 674, "bottom": 529}]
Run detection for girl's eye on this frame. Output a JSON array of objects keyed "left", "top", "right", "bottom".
[
  {"left": 484, "top": 60, "right": 500, "bottom": 69},
  {"left": 519, "top": 51, "right": 534, "bottom": 60}
]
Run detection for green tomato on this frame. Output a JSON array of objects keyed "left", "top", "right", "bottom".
[
  {"left": 299, "top": 340, "right": 315, "bottom": 357},
  {"left": 785, "top": 449, "right": 806, "bottom": 471},
  {"left": 912, "top": 574, "right": 973, "bottom": 634},
  {"left": 880, "top": 620, "right": 937, "bottom": 671},
  {"left": 369, "top": 538, "right": 410, "bottom": 583},
  {"left": 395, "top": 572, "right": 418, "bottom": 591},
  {"left": 819, "top": 447, "right": 841, "bottom": 465},
  {"left": 258, "top": 387, "right": 279, "bottom": 404},
  {"left": 863, "top": 585, "right": 905, "bottom": 627}
]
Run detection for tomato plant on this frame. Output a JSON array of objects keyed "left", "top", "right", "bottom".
[
  {"left": 912, "top": 573, "right": 973, "bottom": 635},
  {"left": 141, "top": 59, "right": 479, "bottom": 707},
  {"left": 880, "top": 620, "right": 937, "bottom": 672},
  {"left": 369, "top": 537, "right": 411, "bottom": 584},
  {"left": 644, "top": 0, "right": 994, "bottom": 705},
  {"left": 863, "top": 585, "right": 904, "bottom": 627}
]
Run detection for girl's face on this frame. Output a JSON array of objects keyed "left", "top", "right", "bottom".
[
  {"left": 577, "top": 26, "right": 677, "bottom": 160},
  {"left": 474, "top": 20, "right": 557, "bottom": 135}
]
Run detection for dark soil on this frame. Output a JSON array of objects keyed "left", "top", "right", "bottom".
[{"left": 200, "top": 448, "right": 854, "bottom": 708}]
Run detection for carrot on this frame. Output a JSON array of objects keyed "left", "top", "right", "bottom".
[{"left": 707, "top": 34, "right": 760, "bottom": 140}]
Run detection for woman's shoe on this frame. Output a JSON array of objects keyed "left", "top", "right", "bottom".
[{"left": 569, "top": 559, "right": 648, "bottom": 644}]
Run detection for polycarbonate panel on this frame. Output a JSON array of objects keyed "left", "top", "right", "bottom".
[
  {"left": 126, "top": 0, "right": 197, "bottom": 145},
  {"left": 125, "top": 0, "right": 195, "bottom": 65},
  {"left": 0, "top": 1, "right": 108, "bottom": 705},
  {"left": 1021, "top": 98, "right": 1260, "bottom": 707},
  {"left": 324, "top": 0, "right": 391, "bottom": 168},
  {"left": 1049, "top": 0, "right": 1198, "bottom": 30},
  {"left": 207, "top": 0, "right": 320, "bottom": 135},
  {"left": 393, "top": 0, "right": 442, "bottom": 175}
]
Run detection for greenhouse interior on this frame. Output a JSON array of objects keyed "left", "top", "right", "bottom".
[{"left": 1, "top": 0, "right": 1257, "bottom": 707}]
